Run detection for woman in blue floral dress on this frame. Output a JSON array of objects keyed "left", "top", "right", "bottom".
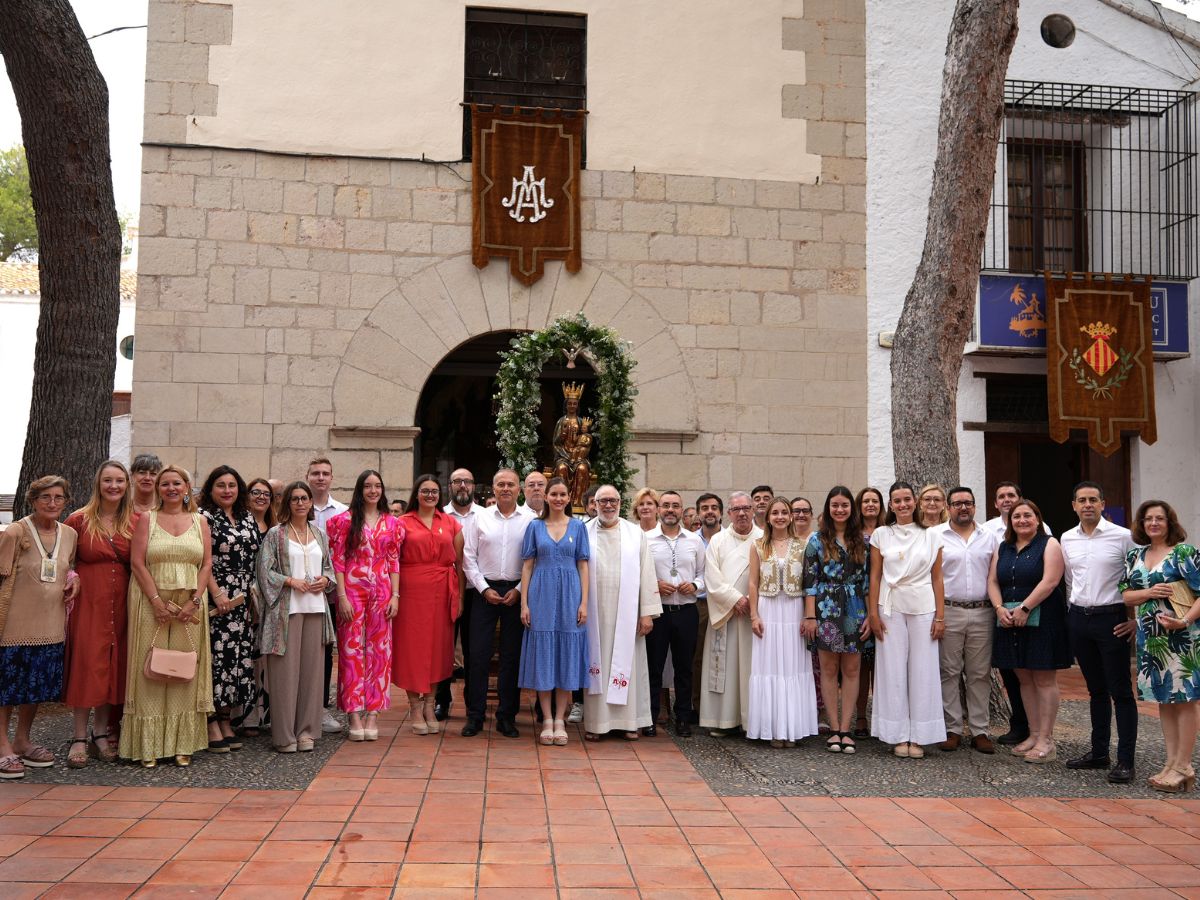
[
  {"left": 803, "top": 486, "right": 870, "bottom": 753},
  {"left": 1120, "top": 499, "right": 1200, "bottom": 792}
]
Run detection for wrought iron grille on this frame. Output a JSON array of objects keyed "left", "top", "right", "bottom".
[
  {"left": 984, "top": 80, "right": 1200, "bottom": 280},
  {"left": 462, "top": 8, "right": 587, "bottom": 162}
]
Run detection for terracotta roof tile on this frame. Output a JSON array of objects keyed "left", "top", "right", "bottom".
[{"left": 0, "top": 261, "right": 137, "bottom": 299}]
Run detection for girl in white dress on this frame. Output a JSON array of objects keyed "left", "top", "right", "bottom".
[{"left": 747, "top": 499, "right": 819, "bottom": 746}]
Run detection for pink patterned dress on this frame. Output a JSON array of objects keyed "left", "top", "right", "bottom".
[{"left": 327, "top": 512, "right": 404, "bottom": 713}]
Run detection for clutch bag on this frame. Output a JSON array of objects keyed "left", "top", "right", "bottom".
[
  {"left": 1003, "top": 600, "right": 1040, "bottom": 627},
  {"left": 1167, "top": 580, "right": 1199, "bottom": 619}
]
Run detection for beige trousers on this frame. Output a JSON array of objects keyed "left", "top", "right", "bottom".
[
  {"left": 939, "top": 604, "right": 995, "bottom": 736},
  {"left": 266, "top": 613, "right": 326, "bottom": 749}
]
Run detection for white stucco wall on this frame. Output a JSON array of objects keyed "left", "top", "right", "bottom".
[
  {"left": 867, "top": 0, "right": 1200, "bottom": 532},
  {"left": 193, "top": 0, "right": 820, "bottom": 183},
  {"left": 0, "top": 296, "right": 136, "bottom": 496}
]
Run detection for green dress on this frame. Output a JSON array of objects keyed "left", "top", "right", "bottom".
[
  {"left": 1119, "top": 544, "right": 1200, "bottom": 704},
  {"left": 119, "top": 512, "right": 213, "bottom": 761}
]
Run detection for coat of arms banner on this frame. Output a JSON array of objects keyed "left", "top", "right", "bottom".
[
  {"left": 1043, "top": 272, "right": 1157, "bottom": 456},
  {"left": 470, "top": 105, "right": 584, "bottom": 286}
]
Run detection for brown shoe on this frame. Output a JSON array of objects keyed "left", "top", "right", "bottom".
[
  {"left": 938, "top": 733, "right": 961, "bottom": 752},
  {"left": 972, "top": 734, "right": 996, "bottom": 754}
]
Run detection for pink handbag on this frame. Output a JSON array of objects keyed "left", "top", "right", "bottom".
[{"left": 143, "top": 623, "right": 197, "bottom": 684}]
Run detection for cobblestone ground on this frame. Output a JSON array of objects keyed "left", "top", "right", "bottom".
[{"left": 0, "top": 668, "right": 1197, "bottom": 897}]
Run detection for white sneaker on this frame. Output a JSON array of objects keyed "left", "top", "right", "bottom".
[
  {"left": 566, "top": 702, "right": 583, "bottom": 724},
  {"left": 321, "top": 711, "right": 343, "bottom": 733}
]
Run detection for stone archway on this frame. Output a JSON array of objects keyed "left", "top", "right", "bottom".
[{"left": 330, "top": 256, "right": 699, "bottom": 486}]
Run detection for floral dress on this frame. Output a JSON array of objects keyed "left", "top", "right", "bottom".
[
  {"left": 203, "top": 508, "right": 261, "bottom": 711},
  {"left": 803, "top": 533, "right": 869, "bottom": 654},
  {"left": 1120, "top": 544, "right": 1200, "bottom": 703}
]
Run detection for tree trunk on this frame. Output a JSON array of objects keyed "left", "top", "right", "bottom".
[
  {"left": 0, "top": 1, "right": 121, "bottom": 517},
  {"left": 890, "top": 0, "right": 1019, "bottom": 488}
]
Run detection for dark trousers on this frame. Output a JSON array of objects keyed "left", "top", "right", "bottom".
[
  {"left": 647, "top": 603, "right": 699, "bottom": 723},
  {"left": 323, "top": 605, "right": 334, "bottom": 708},
  {"left": 466, "top": 580, "right": 523, "bottom": 723},
  {"left": 1000, "top": 667, "right": 1028, "bottom": 736},
  {"left": 436, "top": 589, "right": 476, "bottom": 709},
  {"left": 1069, "top": 604, "right": 1138, "bottom": 765}
]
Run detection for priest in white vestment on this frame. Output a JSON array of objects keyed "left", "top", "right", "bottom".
[
  {"left": 582, "top": 485, "right": 662, "bottom": 738},
  {"left": 700, "top": 492, "right": 763, "bottom": 733}
]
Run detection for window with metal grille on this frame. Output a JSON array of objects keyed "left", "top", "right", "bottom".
[
  {"left": 985, "top": 377, "right": 1049, "bottom": 424},
  {"left": 462, "top": 8, "right": 587, "bottom": 163},
  {"left": 1007, "top": 141, "right": 1087, "bottom": 273}
]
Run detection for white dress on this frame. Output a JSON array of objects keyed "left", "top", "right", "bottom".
[{"left": 747, "top": 552, "right": 819, "bottom": 741}]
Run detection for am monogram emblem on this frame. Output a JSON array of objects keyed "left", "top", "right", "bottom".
[{"left": 502, "top": 165, "right": 554, "bottom": 223}]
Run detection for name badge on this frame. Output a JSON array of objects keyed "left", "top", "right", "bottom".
[{"left": 40, "top": 557, "right": 58, "bottom": 583}]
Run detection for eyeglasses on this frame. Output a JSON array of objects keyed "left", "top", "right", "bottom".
[
  {"left": 1143, "top": 515, "right": 1168, "bottom": 523},
  {"left": 729, "top": 506, "right": 752, "bottom": 514},
  {"left": 289, "top": 496, "right": 310, "bottom": 504},
  {"left": 792, "top": 509, "right": 812, "bottom": 516},
  {"left": 450, "top": 478, "right": 474, "bottom": 486},
  {"left": 36, "top": 495, "right": 66, "bottom": 505},
  {"left": 596, "top": 498, "right": 620, "bottom": 506},
  {"left": 921, "top": 497, "right": 944, "bottom": 504},
  {"left": 418, "top": 488, "right": 440, "bottom": 497},
  {"left": 248, "top": 489, "right": 271, "bottom": 499},
  {"left": 949, "top": 500, "right": 975, "bottom": 509}
]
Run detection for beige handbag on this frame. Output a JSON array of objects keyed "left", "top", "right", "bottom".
[
  {"left": 143, "top": 622, "right": 198, "bottom": 684},
  {"left": 1168, "top": 580, "right": 1199, "bottom": 620}
]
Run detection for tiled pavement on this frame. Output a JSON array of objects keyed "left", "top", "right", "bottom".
[{"left": 1, "top": 676, "right": 1199, "bottom": 897}]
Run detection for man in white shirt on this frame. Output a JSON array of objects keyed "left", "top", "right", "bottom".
[
  {"left": 934, "top": 487, "right": 1000, "bottom": 754},
  {"left": 435, "top": 468, "right": 485, "bottom": 721},
  {"left": 981, "top": 480, "right": 1030, "bottom": 746},
  {"left": 461, "top": 469, "right": 534, "bottom": 738},
  {"left": 646, "top": 491, "right": 706, "bottom": 738},
  {"left": 522, "top": 470, "right": 547, "bottom": 516},
  {"left": 689, "top": 492, "right": 724, "bottom": 722},
  {"left": 307, "top": 457, "right": 348, "bottom": 734},
  {"left": 1060, "top": 481, "right": 1137, "bottom": 784}
]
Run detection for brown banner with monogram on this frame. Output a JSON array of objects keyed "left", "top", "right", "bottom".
[
  {"left": 471, "top": 105, "right": 584, "bottom": 286},
  {"left": 1044, "top": 273, "right": 1157, "bottom": 456}
]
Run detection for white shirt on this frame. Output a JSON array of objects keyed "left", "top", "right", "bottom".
[
  {"left": 444, "top": 501, "right": 486, "bottom": 523},
  {"left": 462, "top": 504, "right": 535, "bottom": 593},
  {"left": 1060, "top": 517, "right": 1135, "bottom": 608},
  {"left": 312, "top": 497, "right": 347, "bottom": 534},
  {"left": 934, "top": 522, "right": 999, "bottom": 602},
  {"left": 287, "top": 539, "right": 326, "bottom": 614},
  {"left": 871, "top": 524, "right": 942, "bottom": 615},
  {"left": 647, "top": 525, "right": 707, "bottom": 604},
  {"left": 983, "top": 515, "right": 1051, "bottom": 539}
]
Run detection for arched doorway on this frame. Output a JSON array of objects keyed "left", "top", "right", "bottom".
[{"left": 414, "top": 331, "right": 597, "bottom": 497}]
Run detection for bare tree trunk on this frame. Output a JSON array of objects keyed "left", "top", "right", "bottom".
[
  {"left": 890, "top": 0, "right": 1019, "bottom": 488},
  {"left": 0, "top": 1, "right": 121, "bottom": 516}
]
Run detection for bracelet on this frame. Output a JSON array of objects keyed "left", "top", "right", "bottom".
[
  {"left": 191, "top": 597, "right": 201, "bottom": 606},
  {"left": 150, "top": 594, "right": 161, "bottom": 603},
  {"left": 804, "top": 616, "right": 817, "bottom": 621},
  {"left": 934, "top": 618, "right": 944, "bottom": 623}
]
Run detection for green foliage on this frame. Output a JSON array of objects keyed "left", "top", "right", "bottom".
[
  {"left": 494, "top": 312, "right": 638, "bottom": 497},
  {"left": 0, "top": 145, "right": 37, "bottom": 260}
]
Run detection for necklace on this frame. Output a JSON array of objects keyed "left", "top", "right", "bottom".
[{"left": 289, "top": 522, "right": 314, "bottom": 580}]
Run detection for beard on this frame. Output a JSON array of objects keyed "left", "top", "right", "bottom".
[{"left": 454, "top": 490, "right": 472, "bottom": 506}]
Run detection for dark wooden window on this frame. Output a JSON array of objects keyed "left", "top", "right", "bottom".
[
  {"left": 462, "top": 8, "right": 586, "bottom": 163},
  {"left": 1006, "top": 141, "right": 1086, "bottom": 273}
]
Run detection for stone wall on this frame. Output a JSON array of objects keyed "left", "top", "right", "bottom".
[{"left": 133, "top": 0, "right": 868, "bottom": 499}]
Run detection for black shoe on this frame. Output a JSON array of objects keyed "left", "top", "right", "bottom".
[
  {"left": 1066, "top": 752, "right": 1112, "bottom": 770},
  {"left": 434, "top": 703, "right": 449, "bottom": 722},
  {"left": 688, "top": 710, "right": 700, "bottom": 725},
  {"left": 496, "top": 718, "right": 520, "bottom": 739},
  {"left": 997, "top": 729, "right": 1029, "bottom": 746},
  {"left": 675, "top": 720, "right": 693, "bottom": 738},
  {"left": 460, "top": 720, "right": 482, "bottom": 737},
  {"left": 640, "top": 725, "right": 657, "bottom": 737},
  {"left": 1107, "top": 761, "right": 1135, "bottom": 784},
  {"left": 453, "top": 666, "right": 466, "bottom": 679}
]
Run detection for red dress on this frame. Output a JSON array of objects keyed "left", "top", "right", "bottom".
[
  {"left": 63, "top": 511, "right": 136, "bottom": 707},
  {"left": 391, "top": 510, "right": 460, "bottom": 692}
]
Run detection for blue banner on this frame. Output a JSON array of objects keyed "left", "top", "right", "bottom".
[{"left": 978, "top": 273, "right": 1190, "bottom": 355}]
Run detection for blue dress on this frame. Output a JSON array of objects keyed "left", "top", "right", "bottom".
[
  {"left": 991, "top": 533, "right": 1071, "bottom": 671},
  {"left": 518, "top": 518, "right": 590, "bottom": 691}
]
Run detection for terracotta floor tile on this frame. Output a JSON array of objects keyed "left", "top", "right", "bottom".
[
  {"left": 964, "top": 844, "right": 1044, "bottom": 866},
  {"left": 103, "top": 788, "right": 176, "bottom": 803},
  {"left": 39, "top": 884, "right": 135, "bottom": 899},
  {"left": 555, "top": 863, "right": 637, "bottom": 888},
  {"left": 317, "top": 860, "right": 403, "bottom": 887},
  {"left": 0, "top": 814, "right": 69, "bottom": 835},
  {"left": 305, "top": 889, "right": 392, "bottom": 900},
  {"left": 147, "top": 859, "right": 242, "bottom": 885},
  {"left": 217, "top": 886, "right": 307, "bottom": 900},
  {"left": 622, "top": 842, "right": 698, "bottom": 867},
  {"left": 1060, "top": 864, "right": 1158, "bottom": 888},
  {"left": 1129, "top": 863, "right": 1200, "bottom": 887},
  {"left": 173, "top": 839, "right": 260, "bottom": 861},
  {"left": 992, "top": 864, "right": 1087, "bottom": 889},
  {"left": 230, "top": 859, "right": 322, "bottom": 885},
  {"left": 476, "top": 890, "right": 559, "bottom": 900},
  {"left": 404, "top": 841, "right": 480, "bottom": 863},
  {"left": 922, "top": 865, "right": 1014, "bottom": 890},
  {"left": 0, "top": 833, "right": 38, "bottom": 857},
  {"left": 614, "top": 825, "right": 687, "bottom": 846},
  {"left": 556, "top": 889, "right": 639, "bottom": 900},
  {"left": 95, "top": 837, "right": 185, "bottom": 860},
  {"left": 127, "top": 885, "right": 222, "bottom": 899},
  {"left": 480, "top": 841, "right": 552, "bottom": 865},
  {"left": 167, "top": 788, "right": 239, "bottom": 804},
  {"left": 630, "top": 864, "right": 713, "bottom": 889},
  {"left": 1032, "top": 844, "right": 1115, "bottom": 866},
  {"left": 21, "top": 835, "right": 111, "bottom": 857},
  {"left": 679, "top": 825, "right": 754, "bottom": 846},
  {"left": 394, "top": 862, "right": 476, "bottom": 888},
  {"left": 477, "top": 862, "right": 558, "bottom": 888},
  {"left": 9, "top": 799, "right": 93, "bottom": 818},
  {"left": 638, "top": 890, "right": 721, "bottom": 900},
  {"left": 778, "top": 864, "right": 866, "bottom": 892},
  {"left": 324, "top": 839, "right": 404, "bottom": 863},
  {"left": 897, "top": 844, "right": 977, "bottom": 867},
  {"left": 269, "top": 820, "right": 346, "bottom": 841},
  {"left": 81, "top": 801, "right": 159, "bottom": 819},
  {"left": 0, "top": 885, "right": 56, "bottom": 900},
  {"left": 64, "top": 857, "right": 164, "bottom": 884},
  {"left": 144, "top": 802, "right": 226, "bottom": 821},
  {"left": 49, "top": 818, "right": 136, "bottom": 838},
  {"left": 553, "top": 841, "right": 627, "bottom": 865},
  {"left": 829, "top": 844, "right": 908, "bottom": 867},
  {"left": 0, "top": 853, "right": 86, "bottom": 881},
  {"left": 192, "top": 819, "right": 271, "bottom": 841},
  {"left": 701, "top": 863, "right": 789, "bottom": 890}
]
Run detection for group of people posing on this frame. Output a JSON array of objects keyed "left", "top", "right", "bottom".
[{"left": 1, "top": 460, "right": 1197, "bottom": 794}]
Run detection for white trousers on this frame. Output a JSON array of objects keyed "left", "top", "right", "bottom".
[{"left": 871, "top": 610, "right": 947, "bottom": 746}]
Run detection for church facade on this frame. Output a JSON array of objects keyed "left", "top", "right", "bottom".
[{"left": 132, "top": 0, "right": 868, "bottom": 498}]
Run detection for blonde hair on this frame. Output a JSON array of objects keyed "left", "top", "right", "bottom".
[
  {"left": 631, "top": 487, "right": 659, "bottom": 518},
  {"left": 77, "top": 460, "right": 135, "bottom": 539},
  {"left": 155, "top": 465, "right": 194, "bottom": 509},
  {"left": 757, "top": 497, "right": 799, "bottom": 558},
  {"left": 917, "top": 483, "right": 949, "bottom": 525}
]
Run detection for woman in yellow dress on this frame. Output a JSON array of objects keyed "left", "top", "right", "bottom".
[{"left": 119, "top": 465, "right": 214, "bottom": 767}]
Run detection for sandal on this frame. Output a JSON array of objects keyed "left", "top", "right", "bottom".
[
  {"left": 67, "top": 738, "right": 89, "bottom": 769},
  {"left": 18, "top": 744, "right": 55, "bottom": 768},
  {"left": 553, "top": 719, "right": 568, "bottom": 746},
  {"left": 584, "top": 731, "right": 601, "bottom": 742},
  {"left": 219, "top": 718, "right": 243, "bottom": 751},
  {"left": 622, "top": 731, "right": 640, "bottom": 742},
  {"left": 540, "top": 724, "right": 555, "bottom": 746},
  {"left": 853, "top": 717, "right": 870, "bottom": 739},
  {"left": 89, "top": 731, "right": 118, "bottom": 762},
  {"left": 364, "top": 713, "right": 378, "bottom": 741},
  {"left": 840, "top": 734, "right": 857, "bottom": 755},
  {"left": 0, "top": 754, "right": 26, "bottom": 779},
  {"left": 826, "top": 732, "right": 843, "bottom": 753}
]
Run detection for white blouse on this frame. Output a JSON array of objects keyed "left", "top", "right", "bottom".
[
  {"left": 871, "top": 524, "right": 941, "bottom": 616},
  {"left": 287, "top": 539, "right": 326, "bottom": 614}
]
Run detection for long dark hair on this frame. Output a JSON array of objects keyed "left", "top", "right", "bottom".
[
  {"left": 883, "top": 480, "right": 917, "bottom": 527},
  {"left": 407, "top": 474, "right": 440, "bottom": 514},
  {"left": 246, "top": 477, "right": 276, "bottom": 529},
  {"left": 199, "top": 465, "right": 248, "bottom": 518},
  {"left": 818, "top": 485, "right": 866, "bottom": 565},
  {"left": 347, "top": 469, "right": 389, "bottom": 557},
  {"left": 541, "top": 477, "right": 570, "bottom": 520},
  {"left": 855, "top": 486, "right": 883, "bottom": 528}
]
